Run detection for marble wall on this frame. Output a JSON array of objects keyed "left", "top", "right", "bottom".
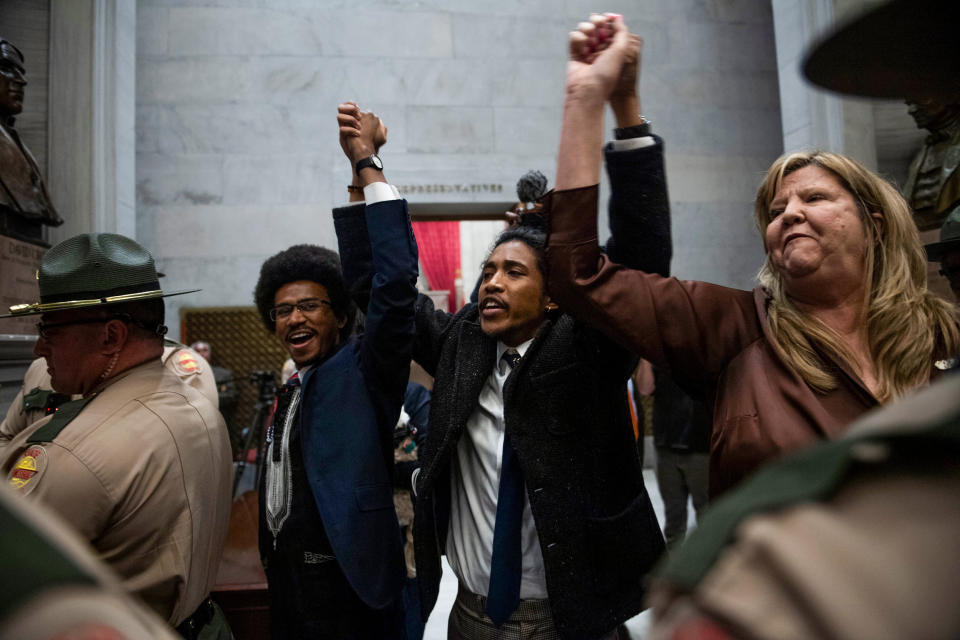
[
  {"left": 770, "top": 0, "right": 879, "bottom": 166},
  {"left": 48, "top": 0, "right": 138, "bottom": 243},
  {"left": 136, "top": 0, "right": 782, "bottom": 339}
]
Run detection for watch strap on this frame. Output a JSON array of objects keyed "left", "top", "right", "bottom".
[
  {"left": 355, "top": 155, "right": 382, "bottom": 174},
  {"left": 614, "top": 118, "right": 652, "bottom": 140}
]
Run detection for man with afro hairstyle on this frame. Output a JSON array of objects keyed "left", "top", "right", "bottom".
[
  {"left": 252, "top": 103, "right": 418, "bottom": 639},
  {"left": 253, "top": 244, "right": 356, "bottom": 346}
]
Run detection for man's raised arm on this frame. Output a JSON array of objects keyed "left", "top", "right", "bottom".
[{"left": 334, "top": 103, "right": 419, "bottom": 406}]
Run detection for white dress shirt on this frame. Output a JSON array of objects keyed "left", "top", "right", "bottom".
[
  {"left": 362, "top": 180, "right": 401, "bottom": 203},
  {"left": 608, "top": 135, "right": 656, "bottom": 151},
  {"left": 445, "top": 338, "right": 549, "bottom": 599}
]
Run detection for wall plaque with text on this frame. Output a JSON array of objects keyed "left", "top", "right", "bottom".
[{"left": 0, "top": 234, "right": 43, "bottom": 335}]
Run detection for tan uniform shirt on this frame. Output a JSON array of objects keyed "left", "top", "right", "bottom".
[
  {"left": 0, "top": 484, "right": 179, "bottom": 640},
  {"left": 1, "top": 359, "right": 233, "bottom": 625},
  {"left": 1, "top": 344, "right": 218, "bottom": 452},
  {"left": 160, "top": 343, "right": 219, "bottom": 407},
  {"left": 0, "top": 357, "right": 55, "bottom": 450},
  {"left": 648, "top": 376, "right": 960, "bottom": 640}
]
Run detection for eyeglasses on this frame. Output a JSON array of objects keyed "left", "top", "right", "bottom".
[
  {"left": 269, "top": 298, "right": 333, "bottom": 322},
  {"left": 36, "top": 317, "right": 112, "bottom": 340}
]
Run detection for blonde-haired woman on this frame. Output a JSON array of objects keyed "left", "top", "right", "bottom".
[
  {"left": 545, "top": 15, "right": 959, "bottom": 497},
  {"left": 754, "top": 151, "right": 957, "bottom": 404}
]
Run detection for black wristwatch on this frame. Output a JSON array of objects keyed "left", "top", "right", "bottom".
[
  {"left": 613, "top": 117, "right": 652, "bottom": 140},
  {"left": 355, "top": 154, "right": 383, "bottom": 174}
]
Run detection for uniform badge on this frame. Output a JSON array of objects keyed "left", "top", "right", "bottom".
[
  {"left": 174, "top": 350, "right": 201, "bottom": 375},
  {"left": 8, "top": 445, "right": 48, "bottom": 494}
]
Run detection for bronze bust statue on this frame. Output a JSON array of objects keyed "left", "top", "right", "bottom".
[
  {"left": 0, "top": 38, "right": 62, "bottom": 246},
  {"left": 903, "top": 96, "right": 960, "bottom": 231}
]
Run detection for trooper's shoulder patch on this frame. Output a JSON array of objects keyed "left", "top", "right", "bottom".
[
  {"left": 8, "top": 444, "right": 48, "bottom": 494},
  {"left": 171, "top": 350, "right": 201, "bottom": 376}
]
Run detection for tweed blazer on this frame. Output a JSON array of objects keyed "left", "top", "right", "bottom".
[{"left": 411, "top": 300, "right": 664, "bottom": 639}]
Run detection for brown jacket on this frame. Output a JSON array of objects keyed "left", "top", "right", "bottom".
[
  {"left": 545, "top": 185, "right": 880, "bottom": 497},
  {"left": 1, "top": 359, "right": 232, "bottom": 625}
]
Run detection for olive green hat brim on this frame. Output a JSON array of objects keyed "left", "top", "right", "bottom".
[
  {"left": 803, "top": 0, "right": 960, "bottom": 100},
  {"left": 0, "top": 288, "right": 200, "bottom": 319}
]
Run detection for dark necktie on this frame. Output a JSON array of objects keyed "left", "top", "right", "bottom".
[{"left": 486, "top": 349, "right": 524, "bottom": 626}]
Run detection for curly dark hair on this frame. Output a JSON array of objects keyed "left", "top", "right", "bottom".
[
  {"left": 253, "top": 244, "right": 355, "bottom": 337},
  {"left": 488, "top": 226, "right": 547, "bottom": 278}
]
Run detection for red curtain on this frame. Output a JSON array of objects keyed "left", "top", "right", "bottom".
[{"left": 411, "top": 221, "right": 460, "bottom": 312}]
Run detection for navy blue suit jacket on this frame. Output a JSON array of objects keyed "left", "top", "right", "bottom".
[{"left": 296, "top": 197, "right": 418, "bottom": 609}]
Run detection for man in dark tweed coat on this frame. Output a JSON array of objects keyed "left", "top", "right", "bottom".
[{"left": 335, "top": 28, "right": 669, "bottom": 639}]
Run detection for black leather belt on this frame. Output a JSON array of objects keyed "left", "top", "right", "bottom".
[{"left": 175, "top": 597, "right": 216, "bottom": 640}]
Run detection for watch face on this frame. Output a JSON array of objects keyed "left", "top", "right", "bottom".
[{"left": 372, "top": 155, "right": 383, "bottom": 170}]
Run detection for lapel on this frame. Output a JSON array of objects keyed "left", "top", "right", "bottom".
[
  {"left": 298, "top": 339, "right": 352, "bottom": 391},
  {"left": 503, "top": 315, "right": 560, "bottom": 400},
  {"left": 422, "top": 317, "right": 495, "bottom": 481},
  {"left": 425, "top": 313, "right": 561, "bottom": 481},
  {"left": 451, "top": 317, "right": 496, "bottom": 436}
]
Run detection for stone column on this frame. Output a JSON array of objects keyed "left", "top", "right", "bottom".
[
  {"left": 48, "top": 0, "right": 136, "bottom": 243},
  {"left": 771, "top": 0, "right": 879, "bottom": 168}
]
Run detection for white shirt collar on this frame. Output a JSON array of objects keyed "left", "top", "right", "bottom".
[{"left": 496, "top": 338, "right": 533, "bottom": 363}]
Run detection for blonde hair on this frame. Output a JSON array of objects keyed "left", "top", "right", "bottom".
[{"left": 754, "top": 150, "right": 959, "bottom": 403}]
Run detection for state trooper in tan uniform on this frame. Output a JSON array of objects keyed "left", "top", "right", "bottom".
[
  {"left": 0, "top": 232, "right": 233, "bottom": 639},
  {"left": 0, "top": 483, "right": 179, "bottom": 640},
  {"left": 0, "top": 340, "right": 218, "bottom": 451},
  {"left": 647, "top": 375, "right": 960, "bottom": 640}
]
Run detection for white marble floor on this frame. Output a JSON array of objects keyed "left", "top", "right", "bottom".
[{"left": 421, "top": 467, "right": 696, "bottom": 640}]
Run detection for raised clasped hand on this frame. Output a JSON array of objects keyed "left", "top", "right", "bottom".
[
  {"left": 566, "top": 14, "right": 640, "bottom": 103},
  {"left": 337, "top": 102, "right": 388, "bottom": 164}
]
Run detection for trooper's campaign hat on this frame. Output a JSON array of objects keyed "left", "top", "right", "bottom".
[
  {"left": 924, "top": 209, "right": 960, "bottom": 262},
  {"left": 1, "top": 233, "right": 198, "bottom": 318},
  {"left": 803, "top": 0, "right": 959, "bottom": 99}
]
